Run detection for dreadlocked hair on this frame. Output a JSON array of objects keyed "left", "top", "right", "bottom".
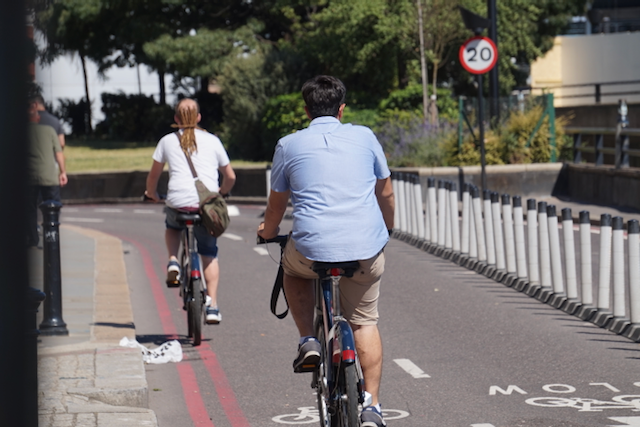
[{"left": 171, "top": 100, "right": 204, "bottom": 156}]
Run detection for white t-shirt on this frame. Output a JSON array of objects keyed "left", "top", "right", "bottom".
[{"left": 152, "top": 129, "right": 230, "bottom": 209}]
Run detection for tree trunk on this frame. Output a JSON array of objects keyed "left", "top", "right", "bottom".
[
  {"left": 79, "top": 54, "right": 92, "bottom": 134},
  {"left": 158, "top": 68, "right": 166, "bottom": 105},
  {"left": 429, "top": 60, "right": 439, "bottom": 125},
  {"left": 416, "top": 0, "right": 428, "bottom": 124}
]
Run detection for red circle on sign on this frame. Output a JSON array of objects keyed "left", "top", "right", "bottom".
[{"left": 459, "top": 36, "right": 498, "bottom": 75}]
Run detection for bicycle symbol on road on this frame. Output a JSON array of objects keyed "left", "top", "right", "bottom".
[
  {"left": 526, "top": 395, "right": 640, "bottom": 412},
  {"left": 272, "top": 406, "right": 410, "bottom": 424}
]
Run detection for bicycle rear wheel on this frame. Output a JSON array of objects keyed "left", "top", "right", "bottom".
[
  {"left": 332, "top": 363, "right": 359, "bottom": 427},
  {"left": 188, "top": 278, "right": 203, "bottom": 346},
  {"left": 315, "top": 317, "right": 331, "bottom": 427}
]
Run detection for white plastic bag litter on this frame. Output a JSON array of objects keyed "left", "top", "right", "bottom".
[{"left": 119, "top": 337, "right": 183, "bottom": 364}]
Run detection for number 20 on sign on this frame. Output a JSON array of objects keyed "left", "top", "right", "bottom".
[{"left": 459, "top": 36, "right": 498, "bottom": 75}]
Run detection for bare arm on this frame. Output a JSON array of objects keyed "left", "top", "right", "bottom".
[
  {"left": 257, "top": 189, "right": 290, "bottom": 239},
  {"left": 55, "top": 151, "right": 67, "bottom": 186},
  {"left": 145, "top": 160, "right": 164, "bottom": 202},
  {"left": 58, "top": 134, "right": 65, "bottom": 149},
  {"left": 218, "top": 163, "right": 236, "bottom": 196},
  {"left": 375, "top": 176, "right": 395, "bottom": 230}
]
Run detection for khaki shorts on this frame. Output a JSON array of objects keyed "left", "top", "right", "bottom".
[{"left": 282, "top": 239, "right": 385, "bottom": 326}]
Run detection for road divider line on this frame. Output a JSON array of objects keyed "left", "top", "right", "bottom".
[
  {"left": 95, "top": 208, "right": 122, "bottom": 213},
  {"left": 133, "top": 209, "right": 156, "bottom": 214},
  {"left": 254, "top": 247, "right": 269, "bottom": 256},
  {"left": 393, "top": 359, "right": 431, "bottom": 378},
  {"left": 64, "top": 217, "right": 105, "bottom": 223},
  {"left": 223, "top": 233, "right": 243, "bottom": 241}
]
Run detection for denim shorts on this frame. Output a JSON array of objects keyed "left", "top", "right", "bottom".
[{"left": 165, "top": 207, "right": 219, "bottom": 258}]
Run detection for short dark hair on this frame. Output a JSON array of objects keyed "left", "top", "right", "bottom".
[{"left": 301, "top": 75, "right": 346, "bottom": 119}]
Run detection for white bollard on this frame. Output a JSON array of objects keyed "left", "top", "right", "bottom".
[
  {"left": 593, "top": 214, "right": 614, "bottom": 327},
  {"left": 537, "top": 201, "right": 552, "bottom": 301},
  {"left": 624, "top": 220, "right": 640, "bottom": 341},
  {"left": 266, "top": 164, "right": 272, "bottom": 196},
  {"left": 444, "top": 182, "right": 453, "bottom": 252},
  {"left": 472, "top": 186, "right": 486, "bottom": 263},
  {"left": 491, "top": 192, "right": 506, "bottom": 276},
  {"left": 513, "top": 196, "right": 528, "bottom": 283},
  {"left": 449, "top": 182, "right": 460, "bottom": 253},
  {"left": 412, "top": 175, "right": 425, "bottom": 240},
  {"left": 561, "top": 208, "right": 580, "bottom": 314},
  {"left": 547, "top": 205, "right": 567, "bottom": 308},
  {"left": 437, "top": 181, "right": 447, "bottom": 248},
  {"left": 483, "top": 190, "right": 496, "bottom": 268},
  {"left": 608, "top": 216, "right": 630, "bottom": 333},
  {"left": 396, "top": 173, "right": 407, "bottom": 234},
  {"left": 392, "top": 173, "right": 400, "bottom": 231},
  {"left": 427, "top": 178, "right": 438, "bottom": 246},
  {"left": 406, "top": 175, "right": 417, "bottom": 238},
  {"left": 526, "top": 199, "right": 540, "bottom": 293},
  {"left": 461, "top": 183, "right": 471, "bottom": 255},
  {"left": 469, "top": 190, "right": 478, "bottom": 260},
  {"left": 576, "top": 211, "right": 597, "bottom": 320},
  {"left": 502, "top": 194, "right": 517, "bottom": 279}
]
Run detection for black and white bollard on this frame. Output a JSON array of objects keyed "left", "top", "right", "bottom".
[
  {"left": 546, "top": 205, "right": 567, "bottom": 309},
  {"left": 576, "top": 211, "right": 597, "bottom": 320},
  {"left": 449, "top": 182, "right": 461, "bottom": 259},
  {"left": 396, "top": 173, "right": 407, "bottom": 237},
  {"left": 422, "top": 178, "right": 431, "bottom": 248},
  {"left": 502, "top": 194, "right": 517, "bottom": 286},
  {"left": 524, "top": 199, "right": 540, "bottom": 295},
  {"left": 592, "top": 214, "right": 614, "bottom": 328},
  {"left": 623, "top": 219, "right": 640, "bottom": 342},
  {"left": 392, "top": 173, "right": 400, "bottom": 234},
  {"left": 482, "top": 189, "right": 496, "bottom": 277},
  {"left": 472, "top": 186, "right": 487, "bottom": 272},
  {"left": 608, "top": 216, "right": 631, "bottom": 334},
  {"left": 536, "top": 201, "right": 553, "bottom": 302},
  {"left": 435, "top": 180, "right": 447, "bottom": 255},
  {"left": 513, "top": 196, "right": 529, "bottom": 290},
  {"left": 39, "top": 200, "right": 68, "bottom": 336},
  {"left": 443, "top": 182, "right": 453, "bottom": 258},
  {"left": 561, "top": 208, "right": 581, "bottom": 314},
  {"left": 406, "top": 175, "right": 417, "bottom": 242},
  {"left": 491, "top": 192, "right": 506, "bottom": 281},
  {"left": 427, "top": 177, "right": 438, "bottom": 252},
  {"left": 459, "top": 183, "right": 471, "bottom": 265},
  {"left": 412, "top": 175, "right": 425, "bottom": 243}
]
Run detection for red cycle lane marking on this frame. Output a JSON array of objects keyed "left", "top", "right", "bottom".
[
  {"left": 198, "top": 345, "right": 251, "bottom": 427},
  {"left": 126, "top": 238, "right": 213, "bottom": 427}
]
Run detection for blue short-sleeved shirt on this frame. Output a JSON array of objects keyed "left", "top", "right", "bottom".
[{"left": 271, "top": 116, "right": 390, "bottom": 262}]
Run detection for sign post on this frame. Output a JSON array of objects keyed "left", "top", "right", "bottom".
[{"left": 459, "top": 36, "right": 498, "bottom": 192}]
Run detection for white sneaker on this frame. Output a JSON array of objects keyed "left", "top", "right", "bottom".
[{"left": 206, "top": 307, "right": 221, "bottom": 324}]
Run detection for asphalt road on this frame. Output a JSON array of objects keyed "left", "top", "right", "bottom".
[{"left": 61, "top": 203, "right": 640, "bottom": 427}]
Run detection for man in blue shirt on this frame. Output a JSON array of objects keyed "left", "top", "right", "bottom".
[{"left": 258, "top": 75, "right": 394, "bottom": 427}]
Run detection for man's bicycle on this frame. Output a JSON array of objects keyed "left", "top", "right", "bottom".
[
  {"left": 258, "top": 235, "right": 365, "bottom": 427},
  {"left": 144, "top": 194, "right": 206, "bottom": 346}
]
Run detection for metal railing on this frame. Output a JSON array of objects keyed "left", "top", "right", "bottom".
[
  {"left": 565, "top": 126, "right": 640, "bottom": 168},
  {"left": 531, "top": 80, "right": 640, "bottom": 104}
]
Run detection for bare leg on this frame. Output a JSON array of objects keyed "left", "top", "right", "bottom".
[
  {"left": 201, "top": 255, "right": 219, "bottom": 305},
  {"left": 165, "top": 228, "right": 181, "bottom": 261},
  {"left": 352, "top": 324, "right": 383, "bottom": 406},
  {"left": 283, "top": 273, "right": 315, "bottom": 338}
]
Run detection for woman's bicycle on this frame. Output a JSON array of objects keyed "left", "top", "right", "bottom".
[
  {"left": 258, "top": 235, "right": 366, "bottom": 427},
  {"left": 174, "top": 211, "right": 207, "bottom": 346},
  {"left": 143, "top": 194, "right": 206, "bottom": 346}
]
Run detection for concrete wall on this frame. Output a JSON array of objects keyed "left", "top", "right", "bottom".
[
  {"left": 564, "top": 163, "right": 640, "bottom": 211},
  {"left": 530, "top": 32, "right": 640, "bottom": 107}
]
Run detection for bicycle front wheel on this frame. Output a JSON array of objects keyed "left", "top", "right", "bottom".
[
  {"left": 188, "top": 278, "right": 203, "bottom": 346},
  {"left": 333, "top": 363, "right": 359, "bottom": 427}
]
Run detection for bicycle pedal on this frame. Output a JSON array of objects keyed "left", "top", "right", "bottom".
[{"left": 166, "top": 280, "right": 180, "bottom": 288}]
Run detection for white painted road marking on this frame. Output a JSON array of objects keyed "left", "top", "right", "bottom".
[
  {"left": 608, "top": 417, "right": 640, "bottom": 426},
  {"left": 95, "top": 208, "right": 122, "bottom": 213},
  {"left": 471, "top": 424, "right": 495, "bottom": 427},
  {"left": 64, "top": 217, "right": 105, "bottom": 223},
  {"left": 133, "top": 209, "right": 156, "bottom": 214},
  {"left": 254, "top": 247, "right": 269, "bottom": 256},
  {"left": 393, "top": 359, "right": 430, "bottom": 378},
  {"left": 223, "top": 233, "right": 243, "bottom": 241},
  {"left": 227, "top": 205, "right": 240, "bottom": 217}
]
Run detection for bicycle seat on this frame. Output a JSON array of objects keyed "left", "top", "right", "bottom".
[
  {"left": 176, "top": 212, "right": 201, "bottom": 223},
  {"left": 312, "top": 261, "right": 360, "bottom": 279}
]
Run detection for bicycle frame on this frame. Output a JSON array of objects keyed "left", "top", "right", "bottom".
[
  {"left": 177, "top": 213, "right": 205, "bottom": 346},
  {"left": 181, "top": 220, "right": 202, "bottom": 301}
]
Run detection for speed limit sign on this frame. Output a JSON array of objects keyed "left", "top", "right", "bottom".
[{"left": 459, "top": 36, "right": 498, "bottom": 74}]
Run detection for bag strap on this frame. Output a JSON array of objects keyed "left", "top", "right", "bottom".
[
  {"left": 270, "top": 264, "right": 289, "bottom": 319},
  {"left": 177, "top": 131, "right": 199, "bottom": 179}
]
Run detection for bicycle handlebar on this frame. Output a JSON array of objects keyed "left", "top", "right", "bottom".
[{"left": 256, "top": 235, "right": 289, "bottom": 246}]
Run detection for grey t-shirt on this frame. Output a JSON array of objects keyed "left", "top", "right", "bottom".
[{"left": 38, "top": 110, "right": 64, "bottom": 135}]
